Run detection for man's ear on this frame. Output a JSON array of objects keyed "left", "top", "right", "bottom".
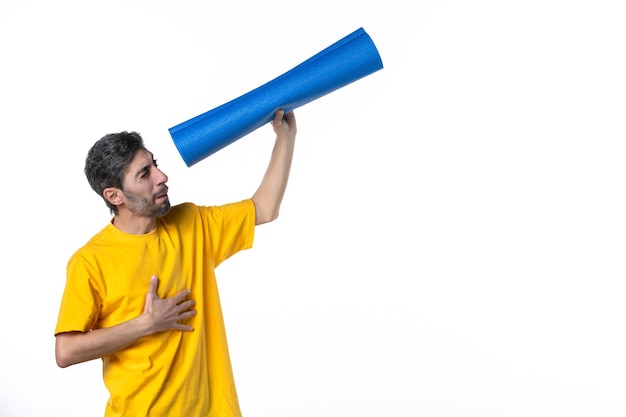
[{"left": 103, "top": 187, "right": 124, "bottom": 208}]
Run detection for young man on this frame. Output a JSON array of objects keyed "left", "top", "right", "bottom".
[{"left": 55, "top": 110, "right": 297, "bottom": 417}]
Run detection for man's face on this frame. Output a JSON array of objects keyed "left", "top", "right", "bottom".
[{"left": 121, "top": 148, "right": 170, "bottom": 217}]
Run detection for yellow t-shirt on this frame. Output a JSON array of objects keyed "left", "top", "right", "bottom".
[{"left": 55, "top": 200, "right": 255, "bottom": 417}]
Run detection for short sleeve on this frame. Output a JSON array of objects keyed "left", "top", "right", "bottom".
[
  {"left": 202, "top": 199, "right": 255, "bottom": 268},
  {"left": 54, "top": 257, "right": 103, "bottom": 335}
]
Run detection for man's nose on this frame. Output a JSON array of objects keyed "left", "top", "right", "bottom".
[{"left": 155, "top": 167, "right": 168, "bottom": 184}]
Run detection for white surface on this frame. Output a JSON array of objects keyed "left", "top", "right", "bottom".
[{"left": 1, "top": 1, "right": 625, "bottom": 416}]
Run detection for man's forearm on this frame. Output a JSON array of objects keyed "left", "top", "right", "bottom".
[
  {"left": 252, "top": 134, "right": 295, "bottom": 225},
  {"left": 252, "top": 111, "right": 297, "bottom": 225},
  {"left": 55, "top": 315, "right": 151, "bottom": 368}
]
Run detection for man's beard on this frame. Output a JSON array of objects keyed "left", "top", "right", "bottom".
[{"left": 123, "top": 189, "right": 171, "bottom": 217}]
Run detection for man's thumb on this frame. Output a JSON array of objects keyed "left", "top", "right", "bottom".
[{"left": 148, "top": 275, "right": 159, "bottom": 296}]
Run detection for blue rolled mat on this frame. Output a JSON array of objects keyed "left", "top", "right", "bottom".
[{"left": 168, "top": 27, "right": 384, "bottom": 167}]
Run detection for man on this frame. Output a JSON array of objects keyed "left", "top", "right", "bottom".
[{"left": 55, "top": 110, "right": 297, "bottom": 417}]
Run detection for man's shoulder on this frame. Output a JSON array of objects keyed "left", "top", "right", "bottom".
[
  {"left": 161, "top": 200, "right": 254, "bottom": 225},
  {"left": 76, "top": 223, "right": 113, "bottom": 250},
  {"left": 66, "top": 224, "right": 113, "bottom": 268},
  {"left": 169, "top": 202, "right": 200, "bottom": 213},
  {"left": 163, "top": 202, "right": 202, "bottom": 220},
  {"left": 165, "top": 200, "right": 250, "bottom": 217}
]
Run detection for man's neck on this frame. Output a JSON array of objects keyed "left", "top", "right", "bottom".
[{"left": 112, "top": 213, "right": 157, "bottom": 235}]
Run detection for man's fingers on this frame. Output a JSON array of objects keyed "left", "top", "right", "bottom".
[
  {"left": 173, "top": 288, "right": 192, "bottom": 304},
  {"left": 178, "top": 308, "right": 197, "bottom": 320},
  {"left": 272, "top": 109, "right": 285, "bottom": 128},
  {"left": 175, "top": 323, "right": 194, "bottom": 332},
  {"left": 176, "top": 306, "right": 197, "bottom": 332},
  {"left": 177, "top": 299, "right": 196, "bottom": 311}
]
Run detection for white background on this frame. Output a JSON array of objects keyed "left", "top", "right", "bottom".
[{"left": 1, "top": 1, "right": 625, "bottom": 416}]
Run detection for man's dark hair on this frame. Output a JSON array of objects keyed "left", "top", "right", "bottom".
[{"left": 85, "top": 131, "right": 145, "bottom": 214}]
